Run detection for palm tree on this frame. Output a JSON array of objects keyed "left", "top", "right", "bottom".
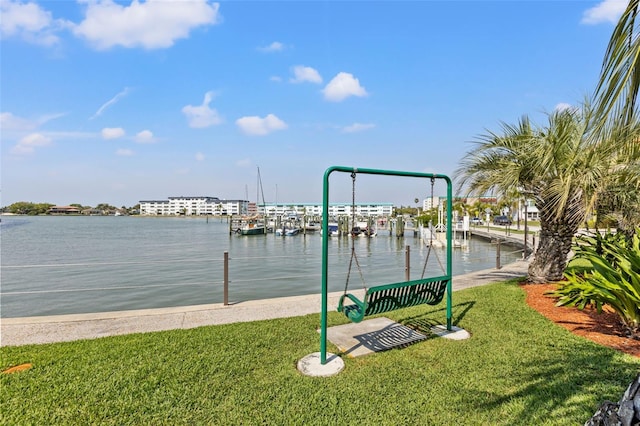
[
  {"left": 456, "top": 106, "right": 621, "bottom": 283},
  {"left": 593, "top": 0, "right": 640, "bottom": 129},
  {"left": 592, "top": 1, "right": 640, "bottom": 239}
]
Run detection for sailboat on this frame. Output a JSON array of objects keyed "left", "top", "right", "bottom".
[{"left": 239, "top": 167, "right": 267, "bottom": 236}]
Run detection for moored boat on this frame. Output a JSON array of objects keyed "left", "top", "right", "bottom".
[
  {"left": 275, "top": 227, "right": 300, "bottom": 236},
  {"left": 351, "top": 221, "right": 377, "bottom": 237},
  {"left": 239, "top": 223, "right": 266, "bottom": 235},
  {"left": 320, "top": 223, "right": 340, "bottom": 236}
]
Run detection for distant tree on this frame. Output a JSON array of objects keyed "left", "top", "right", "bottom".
[
  {"left": 416, "top": 208, "right": 438, "bottom": 227},
  {"left": 95, "top": 203, "right": 116, "bottom": 214},
  {"left": 469, "top": 200, "right": 495, "bottom": 219},
  {"left": 394, "top": 206, "right": 419, "bottom": 216},
  {"left": 5, "top": 202, "right": 53, "bottom": 215},
  {"left": 452, "top": 200, "right": 468, "bottom": 218}
]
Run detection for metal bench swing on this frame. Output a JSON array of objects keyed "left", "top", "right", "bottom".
[
  {"left": 336, "top": 171, "right": 450, "bottom": 323},
  {"left": 319, "top": 166, "right": 453, "bottom": 366}
]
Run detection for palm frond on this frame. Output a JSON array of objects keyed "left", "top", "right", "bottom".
[{"left": 594, "top": 0, "right": 640, "bottom": 127}]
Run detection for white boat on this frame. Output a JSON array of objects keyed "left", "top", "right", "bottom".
[
  {"left": 352, "top": 221, "right": 377, "bottom": 237},
  {"left": 275, "top": 227, "right": 300, "bottom": 236},
  {"left": 303, "top": 222, "right": 321, "bottom": 233},
  {"left": 320, "top": 223, "right": 339, "bottom": 236}
]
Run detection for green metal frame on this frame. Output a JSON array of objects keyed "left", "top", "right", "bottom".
[{"left": 320, "top": 166, "right": 453, "bottom": 365}]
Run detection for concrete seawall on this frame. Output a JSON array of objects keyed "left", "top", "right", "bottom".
[{"left": 0, "top": 259, "right": 531, "bottom": 347}]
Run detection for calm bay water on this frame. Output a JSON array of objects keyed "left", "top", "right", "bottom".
[{"left": 0, "top": 215, "right": 521, "bottom": 318}]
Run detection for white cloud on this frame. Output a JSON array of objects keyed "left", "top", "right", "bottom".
[
  {"left": 236, "top": 114, "right": 287, "bottom": 136},
  {"left": 290, "top": 65, "right": 322, "bottom": 84},
  {"left": 0, "top": 0, "right": 60, "bottom": 46},
  {"left": 102, "top": 127, "right": 125, "bottom": 139},
  {"left": 323, "top": 72, "right": 368, "bottom": 102},
  {"left": 36, "top": 112, "right": 67, "bottom": 126},
  {"left": 135, "top": 129, "right": 155, "bottom": 143},
  {"left": 182, "top": 91, "right": 223, "bottom": 128},
  {"left": 72, "top": 0, "right": 221, "bottom": 50},
  {"left": 11, "top": 132, "right": 52, "bottom": 154},
  {"left": 1, "top": 112, "right": 37, "bottom": 131},
  {"left": 342, "top": 122, "right": 376, "bottom": 133},
  {"left": 43, "top": 130, "right": 96, "bottom": 139},
  {"left": 582, "top": 0, "right": 626, "bottom": 25},
  {"left": 270, "top": 76, "right": 283, "bottom": 83},
  {"left": 0, "top": 111, "right": 65, "bottom": 132},
  {"left": 258, "top": 41, "right": 284, "bottom": 52},
  {"left": 554, "top": 102, "right": 573, "bottom": 112},
  {"left": 116, "top": 148, "right": 134, "bottom": 156},
  {"left": 195, "top": 152, "right": 205, "bottom": 161},
  {"left": 91, "top": 87, "right": 131, "bottom": 119}
]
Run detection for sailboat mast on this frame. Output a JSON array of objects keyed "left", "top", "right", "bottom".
[{"left": 256, "top": 167, "right": 259, "bottom": 204}]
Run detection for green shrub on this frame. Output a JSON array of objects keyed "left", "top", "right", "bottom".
[{"left": 549, "top": 229, "right": 640, "bottom": 337}]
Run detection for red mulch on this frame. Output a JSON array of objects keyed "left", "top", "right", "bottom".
[{"left": 521, "top": 282, "right": 640, "bottom": 358}]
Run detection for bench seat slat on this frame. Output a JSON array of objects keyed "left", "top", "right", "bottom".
[{"left": 338, "top": 276, "right": 450, "bottom": 322}]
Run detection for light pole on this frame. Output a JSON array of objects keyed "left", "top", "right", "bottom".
[
  {"left": 524, "top": 200, "right": 528, "bottom": 256},
  {"left": 520, "top": 190, "right": 535, "bottom": 258}
]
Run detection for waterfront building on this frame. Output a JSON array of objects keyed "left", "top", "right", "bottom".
[
  {"left": 259, "top": 202, "right": 393, "bottom": 217},
  {"left": 48, "top": 205, "right": 81, "bottom": 214},
  {"left": 139, "top": 196, "right": 248, "bottom": 216},
  {"left": 139, "top": 197, "right": 393, "bottom": 217},
  {"left": 422, "top": 196, "right": 439, "bottom": 211}
]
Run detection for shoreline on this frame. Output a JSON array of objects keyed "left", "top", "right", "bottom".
[{"left": 0, "top": 259, "right": 530, "bottom": 347}]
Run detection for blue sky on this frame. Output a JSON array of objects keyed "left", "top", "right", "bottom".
[{"left": 0, "top": 0, "right": 626, "bottom": 207}]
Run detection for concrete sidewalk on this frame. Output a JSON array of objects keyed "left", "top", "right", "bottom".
[{"left": 0, "top": 259, "right": 530, "bottom": 347}]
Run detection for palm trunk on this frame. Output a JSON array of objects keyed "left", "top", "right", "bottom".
[
  {"left": 528, "top": 196, "right": 583, "bottom": 283},
  {"left": 528, "top": 224, "right": 576, "bottom": 283}
]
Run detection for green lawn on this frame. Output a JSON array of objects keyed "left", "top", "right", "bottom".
[{"left": 2, "top": 280, "right": 638, "bottom": 425}]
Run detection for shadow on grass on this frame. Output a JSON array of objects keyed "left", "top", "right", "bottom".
[
  {"left": 339, "top": 321, "right": 431, "bottom": 357},
  {"left": 399, "top": 300, "right": 476, "bottom": 334}
]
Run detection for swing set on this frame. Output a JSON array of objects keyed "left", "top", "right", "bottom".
[{"left": 320, "top": 166, "right": 453, "bottom": 365}]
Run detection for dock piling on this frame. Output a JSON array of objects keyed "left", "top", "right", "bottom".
[{"left": 223, "top": 251, "right": 229, "bottom": 305}]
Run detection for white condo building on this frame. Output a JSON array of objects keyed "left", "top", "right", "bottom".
[
  {"left": 139, "top": 196, "right": 248, "bottom": 216},
  {"left": 139, "top": 197, "right": 393, "bottom": 217},
  {"left": 259, "top": 202, "right": 393, "bottom": 217}
]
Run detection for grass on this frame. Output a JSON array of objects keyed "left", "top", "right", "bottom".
[{"left": 2, "top": 280, "right": 639, "bottom": 425}]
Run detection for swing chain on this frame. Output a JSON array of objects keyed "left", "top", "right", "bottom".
[
  {"left": 350, "top": 172, "right": 357, "bottom": 236},
  {"left": 344, "top": 171, "right": 367, "bottom": 294},
  {"left": 421, "top": 176, "right": 446, "bottom": 278}
]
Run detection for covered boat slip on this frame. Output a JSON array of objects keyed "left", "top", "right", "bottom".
[{"left": 308, "top": 166, "right": 456, "bottom": 374}]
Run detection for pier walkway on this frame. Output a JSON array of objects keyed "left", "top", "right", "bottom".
[{"left": 1, "top": 258, "right": 530, "bottom": 347}]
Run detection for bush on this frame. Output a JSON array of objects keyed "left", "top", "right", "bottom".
[{"left": 549, "top": 229, "right": 640, "bottom": 338}]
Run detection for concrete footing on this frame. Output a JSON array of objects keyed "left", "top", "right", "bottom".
[
  {"left": 297, "top": 352, "right": 344, "bottom": 377},
  {"left": 429, "top": 324, "right": 470, "bottom": 340}
]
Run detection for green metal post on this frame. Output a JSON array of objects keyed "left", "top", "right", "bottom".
[
  {"left": 445, "top": 176, "right": 453, "bottom": 331},
  {"left": 320, "top": 167, "right": 332, "bottom": 365}
]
